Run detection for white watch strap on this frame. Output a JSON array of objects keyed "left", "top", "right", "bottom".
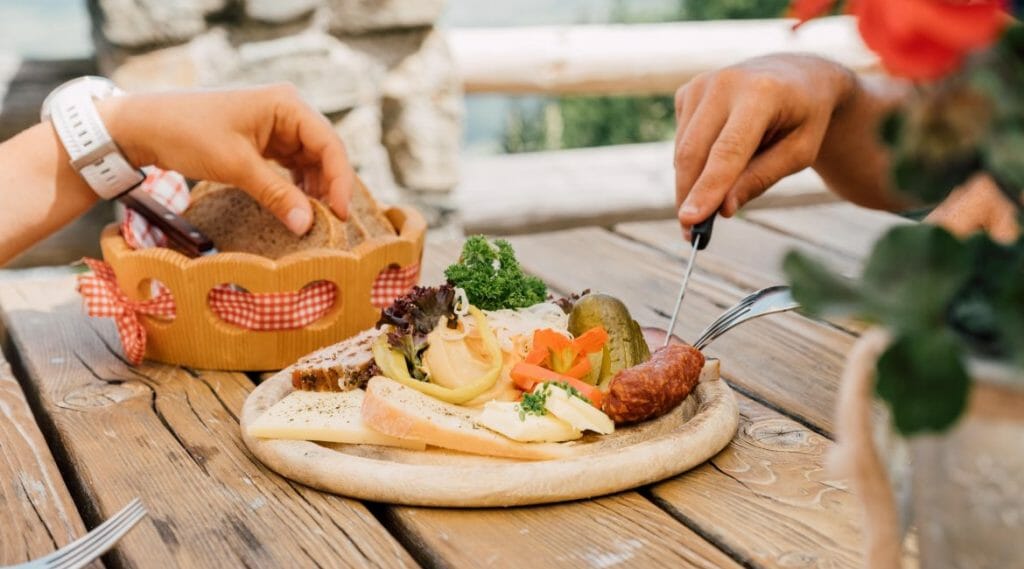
[{"left": 45, "top": 77, "right": 146, "bottom": 200}]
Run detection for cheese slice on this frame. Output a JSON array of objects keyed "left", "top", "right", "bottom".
[
  {"left": 248, "top": 390, "right": 426, "bottom": 450},
  {"left": 544, "top": 385, "right": 614, "bottom": 435},
  {"left": 477, "top": 401, "right": 582, "bottom": 443}
]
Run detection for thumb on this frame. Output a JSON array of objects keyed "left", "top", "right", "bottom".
[{"left": 237, "top": 159, "right": 313, "bottom": 235}]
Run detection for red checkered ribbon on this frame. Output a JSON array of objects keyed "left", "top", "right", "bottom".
[
  {"left": 77, "top": 258, "right": 176, "bottom": 365},
  {"left": 76, "top": 166, "right": 420, "bottom": 365},
  {"left": 207, "top": 281, "right": 338, "bottom": 330}
]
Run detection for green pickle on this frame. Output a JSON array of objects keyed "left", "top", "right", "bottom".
[{"left": 568, "top": 294, "right": 651, "bottom": 389}]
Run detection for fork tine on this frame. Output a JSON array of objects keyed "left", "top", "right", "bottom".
[
  {"left": 49, "top": 504, "right": 146, "bottom": 569},
  {"left": 694, "top": 306, "right": 752, "bottom": 348},
  {"left": 46, "top": 499, "right": 147, "bottom": 569},
  {"left": 46, "top": 499, "right": 143, "bottom": 562}
]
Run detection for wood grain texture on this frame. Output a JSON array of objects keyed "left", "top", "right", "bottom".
[
  {"left": 612, "top": 217, "right": 870, "bottom": 332},
  {"left": 382, "top": 492, "right": 743, "bottom": 569},
  {"left": 0, "top": 340, "right": 91, "bottom": 565},
  {"left": 506, "top": 227, "right": 858, "bottom": 435},
  {"left": 650, "top": 395, "right": 863, "bottom": 569},
  {"left": 614, "top": 216, "right": 862, "bottom": 290},
  {"left": 742, "top": 203, "right": 909, "bottom": 262},
  {"left": 0, "top": 277, "right": 416, "bottom": 568}
]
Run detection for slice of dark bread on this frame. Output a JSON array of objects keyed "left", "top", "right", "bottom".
[
  {"left": 350, "top": 178, "right": 397, "bottom": 239},
  {"left": 291, "top": 328, "right": 383, "bottom": 391},
  {"left": 184, "top": 184, "right": 341, "bottom": 258}
]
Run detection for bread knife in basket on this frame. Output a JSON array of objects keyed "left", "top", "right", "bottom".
[{"left": 119, "top": 188, "right": 217, "bottom": 257}]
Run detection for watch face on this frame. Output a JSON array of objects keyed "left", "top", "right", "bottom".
[{"left": 40, "top": 76, "right": 119, "bottom": 121}]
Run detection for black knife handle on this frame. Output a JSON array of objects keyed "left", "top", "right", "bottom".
[
  {"left": 120, "top": 189, "right": 216, "bottom": 257},
  {"left": 691, "top": 210, "right": 718, "bottom": 251}
]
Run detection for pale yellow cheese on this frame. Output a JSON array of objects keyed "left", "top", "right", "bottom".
[
  {"left": 544, "top": 385, "right": 615, "bottom": 435},
  {"left": 477, "top": 401, "right": 581, "bottom": 442},
  {"left": 248, "top": 390, "right": 426, "bottom": 450}
]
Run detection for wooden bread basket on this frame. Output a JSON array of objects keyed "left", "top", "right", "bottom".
[{"left": 99, "top": 205, "right": 426, "bottom": 371}]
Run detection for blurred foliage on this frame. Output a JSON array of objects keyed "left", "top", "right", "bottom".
[
  {"left": 501, "top": 0, "right": 790, "bottom": 153},
  {"left": 679, "top": 0, "right": 789, "bottom": 20}
]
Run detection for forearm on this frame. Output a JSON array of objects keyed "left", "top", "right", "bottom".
[
  {"left": 0, "top": 121, "right": 98, "bottom": 265},
  {"left": 813, "top": 73, "right": 912, "bottom": 211}
]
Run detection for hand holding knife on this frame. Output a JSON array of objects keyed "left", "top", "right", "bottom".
[{"left": 663, "top": 211, "right": 718, "bottom": 348}]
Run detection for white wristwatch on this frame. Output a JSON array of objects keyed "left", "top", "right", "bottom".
[{"left": 41, "top": 76, "right": 146, "bottom": 200}]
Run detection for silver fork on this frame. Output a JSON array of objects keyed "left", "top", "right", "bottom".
[
  {"left": 692, "top": 286, "right": 799, "bottom": 350},
  {"left": 9, "top": 498, "right": 147, "bottom": 569}
]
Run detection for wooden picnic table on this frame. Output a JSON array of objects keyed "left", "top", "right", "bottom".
[{"left": 0, "top": 202, "right": 907, "bottom": 568}]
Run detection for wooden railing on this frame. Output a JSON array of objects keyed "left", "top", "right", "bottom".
[{"left": 447, "top": 16, "right": 877, "bottom": 95}]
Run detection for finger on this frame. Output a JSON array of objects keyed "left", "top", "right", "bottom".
[
  {"left": 678, "top": 103, "right": 771, "bottom": 226},
  {"left": 720, "top": 128, "right": 817, "bottom": 217},
  {"left": 237, "top": 157, "right": 314, "bottom": 235},
  {"left": 281, "top": 100, "right": 355, "bottom": 220},
  {"left": 674, "top": 96, "right": 728, "bottom": 213}
]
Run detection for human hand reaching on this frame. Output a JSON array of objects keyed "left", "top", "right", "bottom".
[
  {"left": 673, "top": 54, "right": 857, "bottom": 236},
  {"left": 100, "top": 83, "right": 355, "bottom": 235}
]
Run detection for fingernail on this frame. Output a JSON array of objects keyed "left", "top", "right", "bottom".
[
  {"left": 286, "top": 207, "right": 312, "bottom": 235},
  {"left": 679, "top": 203, "right": 699, "bottom": 218}
]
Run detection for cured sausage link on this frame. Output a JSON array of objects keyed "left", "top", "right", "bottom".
[{"left": 602, "top": 343, "right": 705, "bottom": 425}]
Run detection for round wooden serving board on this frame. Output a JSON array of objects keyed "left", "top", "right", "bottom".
[{"left": 242, "top": 358, "right": 739, "bottom": 508}]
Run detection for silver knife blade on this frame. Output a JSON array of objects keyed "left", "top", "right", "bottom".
[{"left": 663, "top": 235, "right": 702, "bottom": 348}]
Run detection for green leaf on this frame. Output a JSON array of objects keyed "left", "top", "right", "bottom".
[
  {"left": 984, "top": 128, "right": 1024, "bottom": 190},
  {"left": 782, "top": 251, "right": 865, "bottom": 319},
  {"left": 875, "top": 332, "right": 970, "bottom": 435},
  {"left": 862, "top": 225, "right": 971, "bottom": 330}
]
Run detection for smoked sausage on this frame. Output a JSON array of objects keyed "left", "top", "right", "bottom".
[{"left": 602, "top": 343, "right": 704, "bottom": 425}]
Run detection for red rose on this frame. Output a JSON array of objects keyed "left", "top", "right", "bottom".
[{"left": 851, "top": 0, "right": 1008, "bottom": 80}]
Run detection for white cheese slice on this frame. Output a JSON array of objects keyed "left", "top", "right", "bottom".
[
  {"left": 248, "top": 390, "right": 426, "bottom": 450},
  {"left": 544, "top": 385, "right": 615, "bottom": 435},
  {"left": 478, "top": 401, "right": 581, "bottom": 443}
]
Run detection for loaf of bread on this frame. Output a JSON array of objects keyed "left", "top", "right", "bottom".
[{"left": 184, "top": 169, "right": 397, "bottom": 258}]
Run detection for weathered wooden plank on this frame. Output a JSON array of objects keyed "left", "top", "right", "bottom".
[
  {"left": 457, "top": 141, "right": 837, "bottom": 236},
  {"left": 0, "top": 334, "right": 91, "bottom": 565},
  {"left": 449, "top": 16, "right": 877, "bottom": 95},
  {"left": 506, "top": 227, "right": 857, "bottom": 435},
  {"left": 650, "top": 395, "right": 862, "bottom": 569},
  {"left": 0, "top": 277, "right": 416, "bottom": 568},
  {"left": 742, "top": 203, "right": 910, "bottom": 262},
  {"left": 615, "top": 216, "right": 863, "bottom": 291},
  {"left": 381, "top": 493, "right": 743, "bottom": 569}
]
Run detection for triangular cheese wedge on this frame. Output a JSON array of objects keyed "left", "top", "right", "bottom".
[{"left": 248, "top": 389, "right": 425, "bottom": 450}]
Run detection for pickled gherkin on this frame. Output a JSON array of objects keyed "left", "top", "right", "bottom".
[{"left": 567, "top": 294, "right": 651, "bottom": 389}]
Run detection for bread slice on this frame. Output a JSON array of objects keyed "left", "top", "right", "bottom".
[
  {"left": 350, "top": 178, "right": 396, "bottom": 239},
  {"left": 291, "top": 328, "right": 382, "bottom": 392},
  {"left": 247, "top": 389, "right": 425, "bottom": 450},
  {"left": 361, "top": 376, "right": 575, "bottom": 461},
  {"left": 184, "top": 185, "right": 342, "bottom": 258}
]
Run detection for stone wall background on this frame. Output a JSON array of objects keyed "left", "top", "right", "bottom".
[{"left": 88, "top": 0, "right": 462, "bottom": 207}]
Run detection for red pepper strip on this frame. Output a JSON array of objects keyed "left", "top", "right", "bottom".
[
  {"left": 511, "top": 362, "right": 604, "bottom": 408},
  {"left": 524, "top": 346, "right": 548, "bottom": 366},
  {"left": 563, "top": 356, "right": 591, "bottom": 379},
  {"left": 571, "top": 326, "right": 608, "bottom": 354}
]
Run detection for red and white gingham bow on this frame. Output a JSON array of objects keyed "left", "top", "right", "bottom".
[{"left": 77, "top": 258, "right": 175, "bottom": 365}]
